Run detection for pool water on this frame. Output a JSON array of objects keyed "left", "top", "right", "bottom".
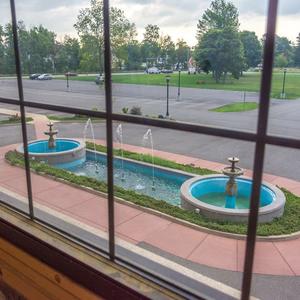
[
  {"left": 28, "top": 139, "right": 80, "bottom": 153},
  {"left": 198, "top": 193, "right": 251, "bottom": 209},
  {"left": 59, "top": 151, "right": 191, "bottom": 206},
  {"left": 190, "top": 177, "right": 274, "bottom": 208}
]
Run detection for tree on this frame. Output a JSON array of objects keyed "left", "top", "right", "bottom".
[
  {"left": 195, "top": 0, "right": 244, "bottom": 82},
  {"left": 141, "top": 24, "right": 160, "bottom": 66},
  {"left": 0, "top": 25, "right": 5, "bottom": 74},
  {"left": 240, "top": 31, "right": 262, "bottom": 69},
  {"left": 175, "top": 39, "right": 190, "bottom": 68},
  {"left": 294, "top": 33, "right": 300, "bottom": 67},
  {"left": 159, "top": 35, "right": 176, "bottom": 67},
  {"left": 74, "top": 0, "right": 136, "bottom": 73},
  {"left": 197, "top": 0, "right": 239, "bottom": 38},
  {"left": 143, "top": 24, "right": 160, "bottom": 44},
  {"left": 195, "top": 28, "right": 244, "bottom": 82}
]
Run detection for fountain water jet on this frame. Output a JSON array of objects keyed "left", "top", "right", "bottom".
[
  {"left": 116, "top": 124, "right": 125, "bottom": 181},
  {"left": 142, "top": 129, "right": 155, "bottom": 190},
  {"left": 83, "top": 118, "right": 99, "bottom": 173}
]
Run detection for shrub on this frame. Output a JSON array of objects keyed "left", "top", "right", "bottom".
[
  {"left": 129, "top": 106, "right": 142, "bottom": 115},
  {"left": 122, "top": 107, "right": 129, "bottom": 114}
]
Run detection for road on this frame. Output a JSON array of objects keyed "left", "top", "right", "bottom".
[{"left": 0, "top": 79, "right": 299, "bottom": 180}]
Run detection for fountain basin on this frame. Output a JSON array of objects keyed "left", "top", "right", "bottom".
[
  {"left": 181, "top": 175, "right": 286, "bottom": 223},
  {"left": 17, "top": 138, "right": 86, "bottom": 167}
]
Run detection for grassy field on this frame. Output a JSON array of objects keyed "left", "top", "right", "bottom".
[
  {"left": 65, "top": 71, "right": 300, "bottom": 99},
  {"left": 210, "top": 102, "right": 258, "bottom": 112}
]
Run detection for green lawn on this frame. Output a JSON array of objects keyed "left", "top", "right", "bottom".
[
  {"left": 210, "top": 102, "right": 258, "bottom": 112},
  {"left": 63, "top": 71, "right": 300, "bottom": 99}
]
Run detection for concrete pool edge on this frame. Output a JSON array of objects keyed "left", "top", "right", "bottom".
[
  {"left": 181, "top": 175, "right": 286, "bottom": 223},
  {"left": 16, "top": 138, "right": 86, "bottom": 165}
]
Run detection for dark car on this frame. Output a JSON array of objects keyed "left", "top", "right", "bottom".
[
  {"left": 29, "top": 73, "right": 41, "bottom": 80},
  {"left": 65, "top": 72, "right": 78, "bottom": 77}
]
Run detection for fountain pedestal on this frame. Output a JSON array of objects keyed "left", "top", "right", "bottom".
[
  {"left": 222, "top": 157, "right": 244, "bottom": 209},
  {"left": 44, "top": 122, "right": 58, "bottom": 149}
]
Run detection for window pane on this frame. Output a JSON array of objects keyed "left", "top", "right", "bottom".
[
  {"left": 113, "top": 122, "right": 257, "bottom": 298},
  {"left": 250, "top": 145, "right": 300, "bottom": 299},
  {"left": 26, "top": 108, "right": 109, "bottom": 252},
  {"left": 0, "top": 104, "right": 31, "bottom": 214}
]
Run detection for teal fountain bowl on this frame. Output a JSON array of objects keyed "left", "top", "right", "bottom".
[
  {"left": 17, "top": 138, "right": 86, "bottom": 167},
  {"left": 180, "top": 175, "right": 286, "bottom": 223}
]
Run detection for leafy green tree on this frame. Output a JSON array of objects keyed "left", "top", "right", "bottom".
[
  {"left": 175, "top": 39, "right": 190, "bottom": 68},
  {"left": 55, "top": 36, "right": 80, "bottom": 72},
  {"left": 195, "top": 28, "right": 244, "bottom": 82},
  {"left": 294, "top": 33, "right": 300, "bottom": 67},
  {"left": 74, "top": 0, "right": 136, "bottom": 73},
  {"left": 141, "top": 24, "right": 160, "bottom": 66},
  {"left": 0, "top": 25, "right": 5, "bottom": 74},
  {"left": 159, "top": 35, "right": 176, "bottom": 67},
  {"left": 195, "top": 0, "right": 244, "bottom": 82},
  {"left": 275, "top": 53, "right": 288, "bottom": 68},
  {"left": 197, "top": 0, "right": 239, "bottom": 38},
  {"left": 239, "top": 30, "right": 262, "bottom": 69}
]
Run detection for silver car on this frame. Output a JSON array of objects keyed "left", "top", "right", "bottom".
[{"left": 37, "top": 74, "right": 53, "bottom": 80}]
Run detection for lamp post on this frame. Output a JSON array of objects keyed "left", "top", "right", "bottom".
[
  {"left": 177, "top": 65, "right": 181, "bottom": 101},
  {"left": 281, "top": 68, "right": 287, "bottom": 99},
  {"left": 165, "top": 75, "right": 170, "bottom": 118},
  {"left": 66, "top": 71, "right": 70, "bottom": 92}
]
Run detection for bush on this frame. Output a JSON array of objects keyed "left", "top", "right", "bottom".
[
  {"left": 122, "top": 107, "right": 129, "bottom": 114},
  {"left": 129, "top": 106, "right": 142, "bottom": 115},
  {"left": 9, "top": 113, "right": 21, "bottom": 122}
]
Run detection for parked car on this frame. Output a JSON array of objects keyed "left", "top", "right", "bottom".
[
  {"left": 146, "top": 67, "right": 161, "bottom": 74},
  {"left": 65, "top": 72, "right": 78, "bottom": 77},
  {"left": 95, "top": 74, "right": 105, "bottom": 85},
  {"left": 161, "top": 69, "right": 173, "bottom": 74},
  {"left": 37, "top": 74, "right": 53, "bottom": 80},
  {"left": 188, "top": 67, "right": 196, "bottom": 75},
  {"left": 29, "top": 73, "right": 41, "bottom": 80}
]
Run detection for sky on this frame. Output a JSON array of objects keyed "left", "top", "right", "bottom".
[{"left": 0, "top": 0, "right": 299, "bottom": 45}]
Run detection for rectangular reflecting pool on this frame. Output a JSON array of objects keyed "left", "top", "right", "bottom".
[{"left": 58, "top": 151, "right": 192, "bottom": 206}]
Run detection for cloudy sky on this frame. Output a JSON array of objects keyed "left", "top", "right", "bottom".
[{"left": 0, "top": 0, "right": 299, "bottom": 45}]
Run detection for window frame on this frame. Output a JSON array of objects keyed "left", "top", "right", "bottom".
[{"left": 1, "top": 0, "right": 294, "bottom": 299}]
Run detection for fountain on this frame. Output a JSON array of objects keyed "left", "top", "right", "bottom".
[
  {"left": 116, "top": 124, "right": 125, "bottom": 181},
  {"left": 17, "top": 122, "right": 85, "bottom": 167},
  {"left": 180, "top": 157, "right": 286, "bottom": 223},
  {"left": 142, "top": 129, "right": 155, "bottom": 190}
]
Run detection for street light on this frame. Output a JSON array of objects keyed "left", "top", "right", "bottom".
[
  {"left": 66, "top": 71, "right": 70, "bottom": 92},
  {"left": 177, "top": 64, "right": 181, "bottom": 101},
  {"left": 281, "top": 68, "right": 287, "bottom": 99},
  {"left": 165, "top": 75, "right": 171, "bottom": 118}
]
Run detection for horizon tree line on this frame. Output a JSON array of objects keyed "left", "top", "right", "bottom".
[{"left": 0, "top": 0, "right": 299, "bottom": 79}]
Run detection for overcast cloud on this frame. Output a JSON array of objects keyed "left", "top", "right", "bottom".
[{"left": 0, "top": 0, "right": 299, "bottom": 45}]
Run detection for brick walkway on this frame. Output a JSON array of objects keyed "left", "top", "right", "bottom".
[{"left": 0, "top": 110, "right": 300, "bottom": 276}]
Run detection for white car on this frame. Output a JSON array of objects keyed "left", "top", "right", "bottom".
[
  {"left": 37, "top": 74, "right": 53, "bottom": 80},
  {"left": 146, "top": 67, "right": 161, "bottom": 74}
]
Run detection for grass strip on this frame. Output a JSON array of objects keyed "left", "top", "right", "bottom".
[
  {"left": 210, "top": 102, "right": 258, "bottom": 112},
  {"left": 86, "top": 142, "right": 216, "bottom": 176},
  {"left": 0, "top": 117, "right": 33, "bottom": 125}
]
